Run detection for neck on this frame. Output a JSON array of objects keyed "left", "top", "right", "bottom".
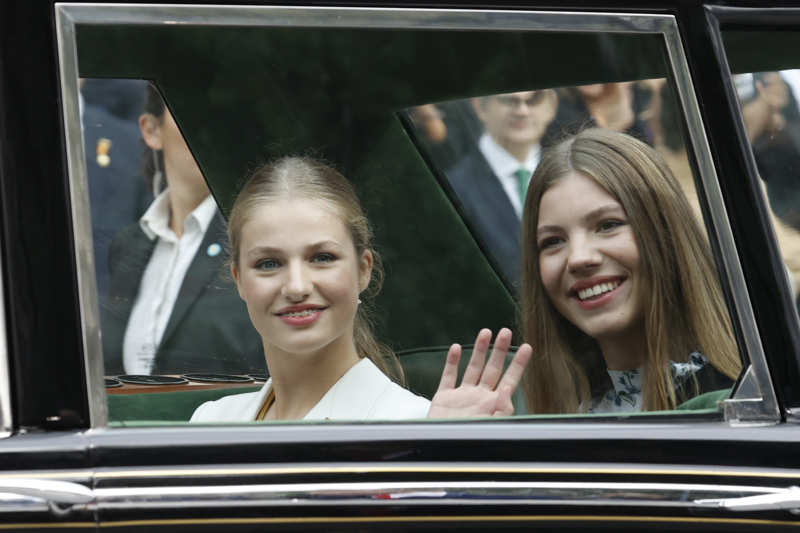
[
  {"left": 501, "top": 142, "right": 535, "bottom": 165},
  {"left": 165, "top": 172, "right": 209, "bottom": 237},
  {"left": 263, "top": 336, "right": 361, "bottom": 420},
  {"left": 597, "top": 329, "right": 647, "bottom": 371}
]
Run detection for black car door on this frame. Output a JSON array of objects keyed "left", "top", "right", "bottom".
[{"left": 1, "top": 2, "right": 800, "bottom": 532}]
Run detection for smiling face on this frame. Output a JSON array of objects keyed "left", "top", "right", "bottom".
[
  {"left": 231, "top": 197, "right": 372, "bottom": 360},
  {"left": 536, "top": 171, "right": 643, "bottom": 347}
]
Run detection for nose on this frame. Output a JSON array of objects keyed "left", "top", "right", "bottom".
[
  {"left": 512, "top": 100, "right": 532, "bottom": 114},
  {"left": 282, "top": 260, "right": 312, "bottom": 301},
  {"left": 566, "top": 235, "right": 602, "bottom": 274}
]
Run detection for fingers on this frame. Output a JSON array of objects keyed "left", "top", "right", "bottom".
[
  {"left": 436, "top": 343, "right": 462, "bottom": 392},
  {"left": 479, "top": 327, "right": 512, "bottom": 390},
  {"left": 496, "top": 343, "right": 533, "bottom": 396},
  {"left": 460, "top": 328, "right": 491, "bottom": 386}
]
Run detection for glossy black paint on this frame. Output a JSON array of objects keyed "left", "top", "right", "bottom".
[
  {"left": 0, "top": 1, "right": 87, "bottom": 431},
  {"left": 85, "top": 422, "right": 800, "bottom": 469},
  {"left": 1, "top": 5, "right": 800, "bottom": 531}
]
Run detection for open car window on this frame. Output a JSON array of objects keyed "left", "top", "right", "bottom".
[{"left": 55, "top": 5, "right": 774, "bottom": 427}]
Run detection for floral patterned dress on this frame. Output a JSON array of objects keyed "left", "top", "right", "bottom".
[{"left": 587, "top": 352, "right": 710, "bottom": 414}]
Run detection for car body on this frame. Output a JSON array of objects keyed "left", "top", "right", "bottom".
[{"left": 1, "top": 1, "right": 800, "bottom": 531}]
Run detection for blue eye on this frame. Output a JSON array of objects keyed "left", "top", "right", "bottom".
[
  {"left": 255, "top": 258, "right": 281, "bottom": 270},
  {"left": 312, "top": 252, "right": 337, "bottom": 264}
]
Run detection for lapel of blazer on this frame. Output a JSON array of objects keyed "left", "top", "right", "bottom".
[
  {"left": 157, "top": 212, "right": 228, "bottom": 351},
  {"left": 470, "top": 149, "right": 522, "bottom": 239}
]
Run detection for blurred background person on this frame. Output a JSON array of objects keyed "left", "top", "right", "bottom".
[
  {"left": 736, "top": 71, "right": 800, "bottom": 231},
  {"left": 80, "top": 78, "right": 151, "bottom": 300},
  {"left": 544, "top": 82, "right": 653, "bottom": 146},
  {"left": 445, "top": 89, "right": 558, "bottom": 288},
  {"left": 102, "top": 84, "right": 263, "bottom": 376}
]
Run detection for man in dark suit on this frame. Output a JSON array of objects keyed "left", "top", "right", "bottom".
[
  {"left": 446, "top": 90, "right": 558, "bottom": 288},
  {"left": 101, "top": 85, "right": 263, "bottom": 376},
  {"left": 102, "top": 212, "right": 263, "bottom": 375}
]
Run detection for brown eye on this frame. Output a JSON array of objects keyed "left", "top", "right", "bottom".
[
  {"left": 597, "top": 220, "right": 625, "bottom": 232},
  {"left": 538, "top": 236, "right": 563, "bottom": 250}
]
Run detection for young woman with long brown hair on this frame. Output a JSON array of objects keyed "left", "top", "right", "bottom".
[{"left": 520, "top": 128, "right": 740, "bottom": 414}]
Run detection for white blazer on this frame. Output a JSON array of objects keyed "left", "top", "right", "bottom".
[{"left": 190, "top": 358, "right": 431, "bottom": 422}]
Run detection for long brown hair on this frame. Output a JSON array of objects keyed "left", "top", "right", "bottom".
[
  {"left": 520, "top": 128, "right": 741, "bottom": 413},
  {"left": 228, "top": 156, "right": 405, "bottom": 385}
]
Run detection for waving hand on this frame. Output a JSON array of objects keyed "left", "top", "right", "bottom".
[{"left": 427, "top": 328, "right": 532, "bottom": 418}]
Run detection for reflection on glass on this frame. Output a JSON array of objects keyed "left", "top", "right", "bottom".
[
  {"left": 406, "top": 80, "right": 682, "bottom": 289},
  {"left": 84, "top": 80, "right": 264, "bottom": 386},
  {"left": 406, "top": 81, "right": 741, "bottom": 414},
  {"left": 733, "top": 70, "right": 800, "bottom": 304},
  {"left": 66, "top": 15, "right": 743, "bottom": 425}
]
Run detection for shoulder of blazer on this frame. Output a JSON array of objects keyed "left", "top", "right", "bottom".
[
  {"left": 446, "top": 145, "right": 494, "bottom": 190},
  {"left": 107, "top": 222, "right": 155, "bottom": 274}
]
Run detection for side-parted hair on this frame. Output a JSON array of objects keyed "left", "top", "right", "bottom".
[
  {"left": 520, "top": 128, "right": 741, "bottom": 413},
  {"left": 227, "top": 156, "right": 405, "bottom": 385}
]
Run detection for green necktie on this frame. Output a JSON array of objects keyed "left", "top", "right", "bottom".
[{"left": 514, "top": 168, "right": 532, "bottom": 205}]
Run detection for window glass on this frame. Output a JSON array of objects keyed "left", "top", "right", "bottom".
[
  {"left": 721, "top": 28, "right": 800, "bottom": 407},
  {"left": 64, "top": 10, "right": 745, "bottom": 425}
]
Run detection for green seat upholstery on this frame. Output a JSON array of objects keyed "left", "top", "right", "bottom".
[
  {"left": 676, "top": 387, "right": 732, "bottom": 411},
  {"left": 107, "top": 355, "right": 725, "bottom": 424},
  {"left": 108, "top": 345, "right": 528, "bottom": 424},
  {"left": 108, "top": 386, "right": 260, "bottom": 423}
]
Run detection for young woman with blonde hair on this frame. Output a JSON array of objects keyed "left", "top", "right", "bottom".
[
  {"left": 520, "top": 128, "right": 740, "bottom": 414},
  {"left": 192, "top": 156, "right": 532, "bottom": 422}
]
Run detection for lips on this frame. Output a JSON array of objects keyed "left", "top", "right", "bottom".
[
  {"left": 274, "top": 304, "right": 327, "bottom": 317},
  {"left": 274, "top": 305, "right": 327, "bottom": 327}
]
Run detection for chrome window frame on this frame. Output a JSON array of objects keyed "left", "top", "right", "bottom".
[
  {"left": 54, "top": 3, "right": 778, "bottom": 428},
  {"left": 0, "top": 240, "right": 11, "bottom": 438}
]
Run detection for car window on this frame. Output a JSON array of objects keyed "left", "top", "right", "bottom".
[
  {"left": 716, "top": 26, "right": 800, "bottom": 409},
  {"left": 56, "top": 6, "right": 761, "bottom": 427}
]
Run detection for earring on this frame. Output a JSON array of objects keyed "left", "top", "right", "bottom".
[{"left": 357, "top": 298, "right": 362, "bottom": 305}]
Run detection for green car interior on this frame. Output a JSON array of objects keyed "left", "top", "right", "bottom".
[{"left": 77, "top": 24, "right": 734, "bottom": 424}]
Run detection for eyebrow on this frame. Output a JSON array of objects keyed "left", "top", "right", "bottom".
[
  {"left": 537, "top": 203, "right": 624, "bottom": 237},
  {"left": 244, "top": 240, "right": 344, "bottom": 258}
]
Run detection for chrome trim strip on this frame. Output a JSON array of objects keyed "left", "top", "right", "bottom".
[
  {"left": 55, "top": 5, "right": 108, "bottom": 429},
  {"left": 55, "top": 4, "right": 674, "bottom": 32},
  {"left": 53, "top": 4, "right": 772, "bottom": 425},
  {"left": 0, "top": 229, "right": 11, "bottom": 438},
  {"left": 89, "top": 460, "right": 800, "bottom": 481},
  {"left": 89, "top": 481, "right": 782, "bottom": 511},
  {"left": 661, "top": 20, "right": 778, "bottom": 422},
  {"left": 0, "top": 492, "right": 49, "bottom": 514}
]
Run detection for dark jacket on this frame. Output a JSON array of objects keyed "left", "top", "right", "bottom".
[
  {"left": 101, "top": 213, "right": 264, "bottom": 376},
  {"left": 446, "top": 146, "right": 522, "bottom": 289},
  {"left": 82, "top": 102, "right": 151, "bottom": 299}
]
